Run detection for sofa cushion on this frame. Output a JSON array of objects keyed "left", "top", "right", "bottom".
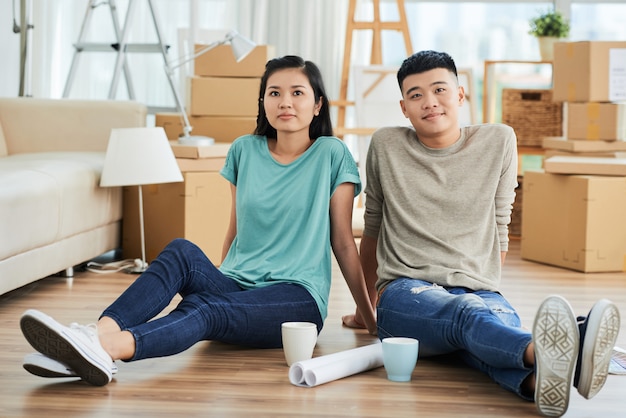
[
  {"left": 0, "top": 152, "right": 122, "bottom": 260},
  {"left": 0, "top": 98, "right": 147, "bottom": 155}
]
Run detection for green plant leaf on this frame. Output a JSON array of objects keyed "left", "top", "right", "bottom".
[{"left": 528, "top": 10, "right": 570, "bottom": 38}]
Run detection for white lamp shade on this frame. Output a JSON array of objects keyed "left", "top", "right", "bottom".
[
  {"left": 228, "top": 31, "right": 257, "bottom": 62},
  {"left": 100, "top": 127, "right": 183, "bottom": 187}
]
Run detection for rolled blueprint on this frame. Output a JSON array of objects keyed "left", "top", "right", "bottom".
[{"left": 289, "top": 342, "right": 383, "bottom": 387}]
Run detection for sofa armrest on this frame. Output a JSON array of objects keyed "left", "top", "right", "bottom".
[{"left": 0, "top": 98, "right": 147, "bottom": 155}]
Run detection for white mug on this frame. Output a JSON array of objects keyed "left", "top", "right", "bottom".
[{"left": 281, "top": 322, "right": 318, "bottom": 366}]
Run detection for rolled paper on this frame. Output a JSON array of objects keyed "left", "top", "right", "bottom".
[{"left": 289, "top": 342, "right": 383, "bottom": 387}]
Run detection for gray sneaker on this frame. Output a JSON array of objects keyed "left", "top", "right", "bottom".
[
  {"left": 574, "top": 299, "right": 621, "bottom": 399},
  {"left": 23, "top": 352, "right": 118, "bottom": 378},
  {"left": 533, "top": 295, "right": 579, "bottom": 417},
  {"left": 20, "top": 309, "right": 113, "bottom": 386}
]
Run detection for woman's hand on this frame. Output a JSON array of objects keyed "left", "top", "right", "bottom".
[
  {"left": 342, "top": 313, "right": 365, "bottom": 329},
  {"left": 342, "top": 312, "right": 377, "bottom": 336}
]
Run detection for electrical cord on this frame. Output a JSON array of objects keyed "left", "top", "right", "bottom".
[{"left": 85, "top": 259, "right": 146, "bottom": 274}]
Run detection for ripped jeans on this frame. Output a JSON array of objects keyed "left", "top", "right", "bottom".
[{"left": 377, "top": 278, "right": 534, "bottom": 400}]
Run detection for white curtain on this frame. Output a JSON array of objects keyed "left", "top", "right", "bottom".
[{"left": 5, "top": 0, "right": 349, "bottom": 110}]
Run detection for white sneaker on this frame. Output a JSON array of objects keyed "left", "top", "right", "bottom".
[
  {"left": 574, "top": 299, "right": 621, "bottom": 399},
  {"left": 23, "top": 352, "right": 118, "bottom": 378},
  {"left": 533, "top": 295, "right": 579, "bottom": 417},
  {"left": 20, "top": 309, "right": 113, "bottom": 386}
]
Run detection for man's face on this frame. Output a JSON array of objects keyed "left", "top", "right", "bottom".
[{"left": 399, "top": 68, "right": 465, "bottom": 144}]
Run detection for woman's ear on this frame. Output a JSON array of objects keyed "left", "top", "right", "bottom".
[{"left": 315, "top": 96, "right": 323, "bottom": 116}]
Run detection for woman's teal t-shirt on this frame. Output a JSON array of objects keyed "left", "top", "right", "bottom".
[{"left": 219, "top": 134, "right": 361, "bottom": 320}]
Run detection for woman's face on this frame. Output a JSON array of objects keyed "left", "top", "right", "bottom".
[{"left": 263, "top": 68, "right": 321, "bottom": 138}]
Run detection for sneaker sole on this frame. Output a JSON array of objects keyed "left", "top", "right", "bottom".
[
  {"left": 23, "top": 354, "right": 119, "bottom": 379},
  {"left": 23, "top": 363, "right": 76, "bottom": 378},
  {"left": 577, "top": 299, "right": 620, "bottom": 399},
  {"left": 533, "top": 296, "right": 579, "bottom": 417},
  {"left": 20, "top": 310, "right": 111, "bottom": 386}
]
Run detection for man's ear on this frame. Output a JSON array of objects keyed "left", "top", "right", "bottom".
[
  {"left": 399, "top": 99, "right": 409, "bottom": 118},
  {"left": 457, "top": 86, "right": 466, "bottom": 107}
]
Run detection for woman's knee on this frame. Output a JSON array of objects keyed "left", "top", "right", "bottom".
[{"left": 166, "top": 238, "right": 198, "bottom": 253}]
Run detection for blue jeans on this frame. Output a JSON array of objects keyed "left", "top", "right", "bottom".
[
  {"left": 377, "top": 278, "right": 533, "bottom": 400},
  {"left": 101, "top": 239, "right": 323, "bottom": 361}
]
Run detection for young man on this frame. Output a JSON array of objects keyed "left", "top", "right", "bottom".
[{"left": 343, "top": 50, "right": 621, "bottom": 417}]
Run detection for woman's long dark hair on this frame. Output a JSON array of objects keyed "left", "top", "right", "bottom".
[{"left": 254, "top": 55, "right": 333, "bottom": 140}]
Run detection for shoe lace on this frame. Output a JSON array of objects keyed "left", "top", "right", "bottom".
[{"left": 69, "top": 323, "right": 99, "bottom": 341}]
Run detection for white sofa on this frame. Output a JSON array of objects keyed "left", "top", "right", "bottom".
[{"left": 0, "top": 97, "right": 147, "bottom": 295}]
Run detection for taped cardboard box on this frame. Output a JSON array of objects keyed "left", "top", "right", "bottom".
[
  {"left": 521, "top": 170, "right": 626, "bottom": 272},
  {"left": 186, "top": 76, "right": 260, "bottom": 116},
  {"left": 544, "top": 156, "right": 626, "bottom": 176},
  {"left": 155, "top": 113, "right": 255, "bottom": 142},
  {"left": 194, "top": 44, "right": 275, "bottom": 77},
  {"left": 567, "top": 102, "right": 626, "bottom": 141},
  {"left": 553, "top": 41, "right": 626, "bottom": 102}
]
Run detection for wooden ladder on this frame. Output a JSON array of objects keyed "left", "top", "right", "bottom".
[{"left": 334, "top": 0, "right": 413, "bottom": 137}]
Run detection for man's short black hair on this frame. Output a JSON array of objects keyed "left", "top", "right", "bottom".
[{"left": 397, "top": 50, "right": 458, "bottom": 92}]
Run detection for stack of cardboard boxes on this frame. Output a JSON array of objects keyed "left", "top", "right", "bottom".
[
  {"left": 500, "top": 87, "right": 563, "bottom": 238},
  {"left": 124, "top": 45, "right": 275, "bottom": 264},
  {"left": 155, "top": 43, "right": 275, "bottom": 142},
  {"left": 521, "top": 41, "right": 626, "bottom": 272}
]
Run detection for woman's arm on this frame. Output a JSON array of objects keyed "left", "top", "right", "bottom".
[
  {"left": 221, "top": 184, "right": 237, "bottom": 262},
  {"left": 330, "top": 183, "right": 377, "bottom": 335},
  {"left": 342, "top": 234, "right": 378, "bottom": 329}
]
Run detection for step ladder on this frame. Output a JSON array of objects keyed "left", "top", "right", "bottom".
[
  {"left": 63, "top": 0, "right": 172, "bottom": 102},
  {"left": 334, "top": 0, "right": 413, "bottom": 137}
]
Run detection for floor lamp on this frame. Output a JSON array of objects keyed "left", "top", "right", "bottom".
[
  {"left": 100, "top": 127, "right": 183, "bottom": 273},
  {"left": 164, "top": 30, "right": 256, "bottom": 146}
]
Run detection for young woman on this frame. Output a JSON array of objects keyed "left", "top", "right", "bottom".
[{"left": 20, "top": 55, "right": 377, "bottom": 386}]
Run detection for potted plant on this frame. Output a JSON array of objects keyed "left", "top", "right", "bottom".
[{"left": 528, "top": 10, "right": 570, "bottom": 61}]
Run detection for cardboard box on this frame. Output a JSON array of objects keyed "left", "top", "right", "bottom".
[
  {"left": 170, "top": 142, "right": 231, "bottom": 159},
  {"left": 186, "top": 76, "right": 260, "bottom": 116},
  {"left": 543, "top": 137, "right": 626, "bottom": 152},
  {"left": 521, "top": 170, "right": 626, "bottom": 272},
  {"left": 544, "top": 156, "right": 626, "bottom": 176},
  {"left": 155, "top": 113, "right": 256, "bottom": 142},
  {"left": 122, "top": 145, "right": 231, "bottom": 264},
  {"left": 122, "top": 172, "right": 231, "bottom": 264},
  {"left": 155, "top": 113, "right": 185, "bottom": 140},
  {"left": 194, "top": 44, "right": 275, "bottom": 77},
  {"left": 544, "top": 149, "right": 626, "bottom": 159},
  {"left": 567, "top": 102, "right": 626, "bottom": 141},
  {"left": 553, "top": 41, "right": 626, "bottom": 102}
]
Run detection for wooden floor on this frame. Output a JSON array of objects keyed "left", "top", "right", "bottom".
[{"left": 1, "top": 239, "right": 625, "bottom": 417}]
